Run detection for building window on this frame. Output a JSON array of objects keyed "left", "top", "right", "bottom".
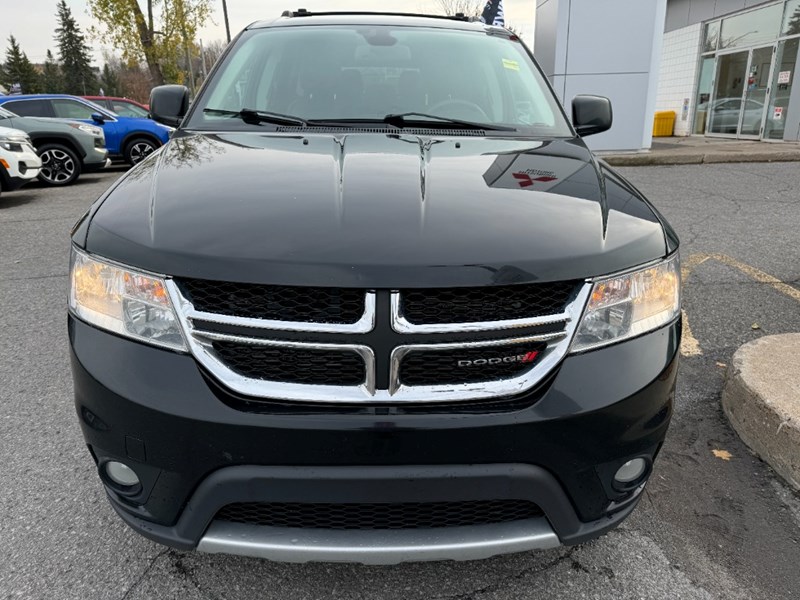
[
  {"left": 718, "top": 3, "right": 783, "bottom": 50},
  {"left": 703, "top": 21, "right": 720, "bottom": 53},
  {"left": 783, "top": 0, "right": 800, "bottom": 36}
]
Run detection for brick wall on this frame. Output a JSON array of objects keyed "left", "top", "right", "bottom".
[{"left": 655, "top": 23, "right": 703, "bottom": 136}]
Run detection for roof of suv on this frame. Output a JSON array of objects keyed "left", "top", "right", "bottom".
[
  {"left": 248, "top": 11, "right": 496, "bottom": 32},
  {"left": 0, "top": 94, "right": 103, "bottom": 104}
]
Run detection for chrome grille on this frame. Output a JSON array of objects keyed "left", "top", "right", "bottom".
[{"left": 167, "top": 281, "right": 591, "bottom": 404}]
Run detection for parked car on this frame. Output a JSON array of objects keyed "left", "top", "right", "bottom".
[
  {"left": 700, "top": 97, "right": 764, "bottom": 134},
  {"left": 0, "top": 106, "right": 108, "bottom": 186},
  {"left": 83, "top": 96, "right": 150, "bottom": 119},
  {"left": 0, "top": 125, "right": 42, "bottom": 197},
  {"left": 69, "top": 11, "right": 681, "bottom": 564},
  {"left": 0, "top": 94, "right": 172, "bottom": 165}
]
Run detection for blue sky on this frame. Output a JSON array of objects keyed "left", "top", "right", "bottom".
[{"left": 1, "top": 0, "right": 536, "bottom": 67}]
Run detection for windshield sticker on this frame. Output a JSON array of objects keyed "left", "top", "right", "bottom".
[{"left": 502, "top": 58, "right": 520, "bottom": 71}]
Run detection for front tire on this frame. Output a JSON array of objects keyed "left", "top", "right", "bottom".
[
  {"left": 37, "top": 144, "right": 81, "bottom": 186},
  {"left": 124, "top": 138, "right": 158, "bottom": 166}
]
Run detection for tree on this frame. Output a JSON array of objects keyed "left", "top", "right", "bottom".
[
  {"left": 1, "top": 36, "right": 41, "bottom": 94},
  {"left": 40, "top": 50, "right": 63, "bottom": 93},
  {"left": 119, "top": 65, "right": 153, "bottom": 103},
  {"left": 433, "top": 1, "right": 519, "bottom": 35},
  {"left": 201, "top": 39, "right": 227, "bottom": 72},
  {"left": 787, "top": 7, "right": 800, "bottom": 36},
  {"left": 100, "top": 52, "right": 152, "bottom": 103},
  {"left": 86, "top": 0, "right": 213, "bottom": 87},
  {"left": 55, "top": 0, "right": 98, "bottom": 94},
  {"left": 434, "top": 0, "right": 483, "bottom": 16},
  {"left": 99, "top": 63, "right": 121, "bottom": 96},
  {"left": 505, "top": 23, "right": 523, "bottom": 38}
]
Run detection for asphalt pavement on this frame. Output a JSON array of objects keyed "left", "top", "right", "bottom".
[{"left": 2, "top": 162, "right": 800, "bottom": 599}]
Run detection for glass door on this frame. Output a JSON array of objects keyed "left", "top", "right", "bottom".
[
  {"left": 739, "top": 45, "right": 775, "bottom": 138},
  {"left": 764, "top": 38, "right": 799, "bottom": 140},
  {"left": 708, "top": 45, "right": 777, "bottom": 138},
  {"left": 708, "top": 50, "right": 749, "bottom": 136},
  {"left": 693, "top": 57, "right": 715, "bottom": 134}
]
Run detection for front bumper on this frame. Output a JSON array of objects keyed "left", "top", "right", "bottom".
[
  {"left": 70, "top": 316, "right": 680, "bottom": 563},
  {"left": 0, "top": 169, "right": 38, "bottom": 191},
  {"left": 83, "top": 148, "right": 110, "bottom": 172}
]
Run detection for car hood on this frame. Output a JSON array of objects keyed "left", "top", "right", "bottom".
[
  {"left": 0, "top": 125, "right": 27, "bottom": 137},
  {"left": 81, "top": 132, "right": 672, "bottom": 287}
]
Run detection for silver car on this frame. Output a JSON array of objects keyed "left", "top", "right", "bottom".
[{"left": 0, "top": 106, "right": 108, "bottom": 186}]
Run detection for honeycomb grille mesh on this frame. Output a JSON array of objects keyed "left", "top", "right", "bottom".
[
  {"left": 215, "top": 499, "right": 543, "bottom": 530},
  {"left": 400, "top": 282, "right": 578, "bottom": 324},
  {"left": 211, "top": 341, "right": 365, "bottom": 386},
  {"left": 399, "top": 342, "right": 547, "bottom": 386},
  {"left": 177, "top": 279, "right": 365, "bottom": 324}
]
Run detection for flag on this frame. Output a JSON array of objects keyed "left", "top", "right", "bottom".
[{"left": 480, "top": 0, "right": 505, "bottom": 27}]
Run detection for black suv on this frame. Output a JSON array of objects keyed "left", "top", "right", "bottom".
[{"left": 69, "top": 11, "right": 681, "bottom": 564}]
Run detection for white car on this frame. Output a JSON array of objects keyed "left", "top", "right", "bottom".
[{"left": 0, "top": 125, "right": 42, "bottom": 197}]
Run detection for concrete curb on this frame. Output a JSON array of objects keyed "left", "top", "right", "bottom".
[
  {"left": 722, "top": 334, "right": 800, "bottom": 491},
  {"left": 602, "top": 151, "right": 800, "bottom": 167}
]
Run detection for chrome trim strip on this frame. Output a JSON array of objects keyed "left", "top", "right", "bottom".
[
  {"left": 189, "top": 329, "right": 376, "bottom": 399},
  {"left": 198, "top": 517, "right": 560, "bottom": 564},
  {"left": 172, "top": 283, "right": 376, "bottom": 334},
  {"left": 391, "top": 292, "right": 572, "bottom": 334}
]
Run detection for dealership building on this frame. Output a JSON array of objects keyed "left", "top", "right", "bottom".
[{"left": 535, "top": 0, "right": 800, "bottom": 151}]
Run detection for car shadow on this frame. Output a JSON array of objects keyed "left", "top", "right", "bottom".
[{"left": 0, "top": 191, "right": 37, "bottom": 208}]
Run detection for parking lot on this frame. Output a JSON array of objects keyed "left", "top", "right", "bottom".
[{"left": 2, "top": 162, "right": 800, "bottom": 599}]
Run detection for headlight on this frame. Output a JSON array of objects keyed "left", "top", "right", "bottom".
[
  {"left": 571, "top": 253, "right": 680, "bottom": 353},
  {"left": 0, "top": 133, "right": 31, "bottom": 152},
  {"left": 69, "top": 247, "right": 187, "bottom": 351},
  {"left": 68, "top": 122, "right": 104, "bottom": 137}
]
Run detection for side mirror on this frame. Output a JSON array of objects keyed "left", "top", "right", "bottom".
[
  {"left": 572, "top": 95, "right": 613, "bottom": 137},
  {"left": 91, "top": 112, "right": 106, "bottom": 124},
  {"left": 150, "top": 85, "right": 190, "bottom": 128}
]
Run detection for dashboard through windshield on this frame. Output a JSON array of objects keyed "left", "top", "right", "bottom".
[{"left": 187, "top": 25, "right": 572, "bottom": 136}]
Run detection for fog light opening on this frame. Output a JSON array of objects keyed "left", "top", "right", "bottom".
[
  {"left": 104, "top": 461, "right": 141, "bottom": 490},
  {"left": 613, "top": 458, "right": 648, "bottom": 490}
]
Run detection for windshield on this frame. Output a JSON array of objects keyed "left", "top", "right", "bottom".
[
  {"left": 186, "top": 25, "right": 572, "bottom": 136},
  {"left": 83, "top": 99, "right": 118, "bottom": 118}
]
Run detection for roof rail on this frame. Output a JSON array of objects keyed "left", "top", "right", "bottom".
[{"left": 281, "top": 9, "right": 478, "bottom": 22}]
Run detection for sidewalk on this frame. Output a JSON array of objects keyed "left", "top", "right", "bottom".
[{"left": 600, "top": 136, "right": 800, "bottom": 166}]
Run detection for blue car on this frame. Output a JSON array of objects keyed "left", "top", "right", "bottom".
[{"left": 0, "top": 94, "right": 172, "bottom": 165}]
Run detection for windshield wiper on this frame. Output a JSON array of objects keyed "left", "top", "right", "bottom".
[
  {"left": 382, "top": 112, "right": 516, "bottom": 132},
  {"left": 203, "top": 108, "right": 308, "bottom": 127}
]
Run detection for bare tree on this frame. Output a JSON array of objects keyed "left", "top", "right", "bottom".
[
  {"left": 505, "top": 23, "right": 523, "bottom": 38},
  {"left": 434, "top": 0, "right": 484, "bottom": 17},
  {"left": 202, "top": 40, "right": 228, "bottom": 72}
]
